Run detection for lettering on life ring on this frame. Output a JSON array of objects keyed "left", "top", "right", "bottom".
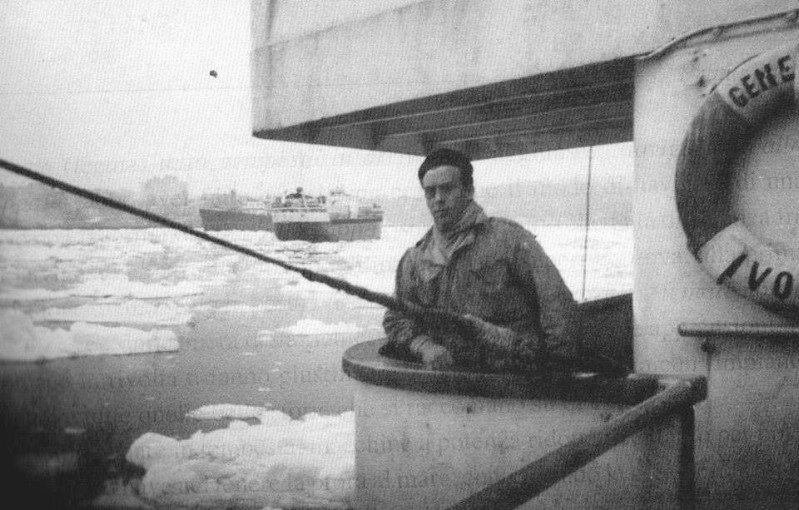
[{"left": 675, "top": 42, "right": 799, "bottom": 315}]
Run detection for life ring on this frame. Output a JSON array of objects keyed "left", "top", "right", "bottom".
[{"left": 675, "top": 41, "right": 799, "bottom": 315}]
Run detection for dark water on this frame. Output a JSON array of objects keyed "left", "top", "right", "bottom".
[{"left": 0, "top": 298, "right": 379, "bottom": 508}]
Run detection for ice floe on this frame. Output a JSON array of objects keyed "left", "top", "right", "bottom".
[
  {"left": 126, "top": 409, "right": 354, "bottom": 509},
  {"left": 0, "top": 310, "right": 179, "bottom": 362}
]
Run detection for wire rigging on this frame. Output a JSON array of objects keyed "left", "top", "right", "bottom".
[{"left": 581, "top": 146, "right": 593, "bottom": 302}]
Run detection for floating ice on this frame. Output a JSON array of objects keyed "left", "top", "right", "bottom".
[
  {"left": 0, "top": 274, "right": 203, "bottom": 302},
  {"left": 72, "top": 274, "right": 204, "bottom": 299},
  {"left": 126, "top": 410, "right": 354, "bottom": 509},
  {"left": 280, "top": 277, "right": 340, "bottom": 297},
  {"left": 256, "top": 330, "right": 275, "bottom": 343},
  {"left": 279, "top": 319, "right": 362, "bottom": 336},
  {"left": 0, "top": 310, "right": 179, "bottom": 362},
  {"left": 33, "top": 301, "right": 192, "bottom": 325},
  {"left": 186, "top": 404, "right": 273, "bottom": 421},
  {"left": 0, "top": 287, "right": 69, "bottom": 301},
  {"left": 216, "top": 304, "right": 285, "bottom": 313}
]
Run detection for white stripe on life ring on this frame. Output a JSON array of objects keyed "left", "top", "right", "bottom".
[{"left": 698, "top": 221, "right": 799, "bottom": 310}]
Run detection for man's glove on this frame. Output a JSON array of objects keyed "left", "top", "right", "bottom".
[
  {"left": 462, "top": 315, "right": 541, "bottom": 370},
  {"left": 410, "top": 335, "right": 454, "bottom": 369},
  {"left": 462, "top": 315, "right": 519, "bottom": 354}
]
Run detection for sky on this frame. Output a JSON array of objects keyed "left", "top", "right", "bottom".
[{"left": 0, "top": 0, "right": 633, "bottom": 197}]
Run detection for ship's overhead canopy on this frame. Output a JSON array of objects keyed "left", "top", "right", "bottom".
[{"left": 252, "top": 0, "right": 795, "bottom": 160}]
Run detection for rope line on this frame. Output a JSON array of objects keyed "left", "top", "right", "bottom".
[{"left": 638, "top": 8, "right": 799, "bottom": 61}]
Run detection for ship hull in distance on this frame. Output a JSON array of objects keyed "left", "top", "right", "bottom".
[
  {"left": 199, "top": 208, "right": 273, "bottom": 231},
  {"left": 274, "top": 218, "right": 381, "bottom": 242}
]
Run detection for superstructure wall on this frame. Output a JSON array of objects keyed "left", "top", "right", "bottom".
[
  {"left": 635, "top": 26, "right": 799, "bottom": 508},
  {"left": 252, "top": 0, "right": 794, "bottom": 133}
]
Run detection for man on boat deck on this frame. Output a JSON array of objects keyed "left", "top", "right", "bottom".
[{"left": 383, "top": 148, "right": 579, "bottom": 372}]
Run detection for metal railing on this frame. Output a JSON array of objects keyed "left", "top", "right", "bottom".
[
  {"left": 679, "top": 322, "right": 799, "bottom": 339},
  {"left": 447, "top": 376, "right": 706, "bottom": 510}
]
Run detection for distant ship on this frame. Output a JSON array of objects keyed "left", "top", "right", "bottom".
[
  {"left": 199, "top": 194, "right": 273, "bottom": 231},
  {"left": 271, "top": 187, "right": 382, "bottom": 242}
]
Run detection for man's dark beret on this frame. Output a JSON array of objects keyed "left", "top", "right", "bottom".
[{"left": 417, "top": 148, "right": 474, "bottom": 188}]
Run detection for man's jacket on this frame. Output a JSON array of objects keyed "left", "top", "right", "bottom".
[{"left": 383, "top": 212, "right": 579, "bottom": 369}]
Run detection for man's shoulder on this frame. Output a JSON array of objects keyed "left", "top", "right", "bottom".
[
  {"left": 399, "top": 228, "right": 433, "bottom": 260},
  {"left": 411, "top": 227, "right": 434, "bottom": 248},
  {"left": 483, "top": 216, "right": 536, "bottom": 240}
]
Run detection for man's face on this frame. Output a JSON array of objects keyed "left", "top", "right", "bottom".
[{"left": 421, "top": 165, "right": 474, "bottom": 232}]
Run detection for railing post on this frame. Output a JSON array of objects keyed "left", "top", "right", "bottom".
[{"left": 679, "top": 406, "right": 696, "bottom": 510}]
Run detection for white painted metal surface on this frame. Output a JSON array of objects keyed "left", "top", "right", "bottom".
[{"left": 635, "top": 27, "right": 799, "bottom": 508}]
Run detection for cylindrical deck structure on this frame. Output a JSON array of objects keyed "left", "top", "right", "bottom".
[{"left": 343, "top": 340, "right": 700, "bottom": 509}]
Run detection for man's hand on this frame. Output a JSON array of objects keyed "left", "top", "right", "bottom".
[
  {"left": 410, "top": 336, "right": 454, "bottom": 369},
  {"left": 462, "top": 315, "right": 541, "bottom": 371},
  {"left": 462, "top": 315, "right": 519, "bottom": 354}
]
